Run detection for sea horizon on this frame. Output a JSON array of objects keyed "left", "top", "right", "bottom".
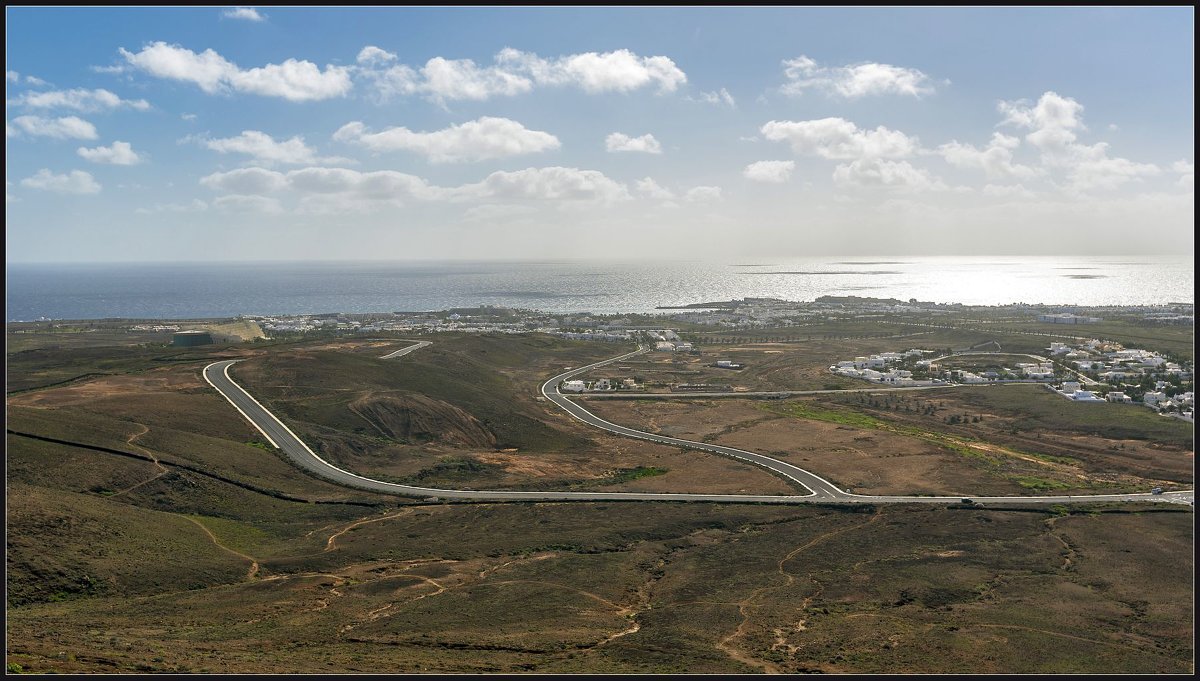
[{"left": 6, "top": 255, "right": 1193, "bottom": 322}]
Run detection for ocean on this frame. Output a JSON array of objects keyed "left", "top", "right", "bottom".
[{"left": 5, "top": 257, "right": 1194, "bottom": 321}]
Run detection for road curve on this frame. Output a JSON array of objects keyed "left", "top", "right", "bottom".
[{"left": 203, "top": 342, "right": 1193, "bottom": 506}]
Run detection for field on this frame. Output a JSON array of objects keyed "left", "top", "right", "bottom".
[{"left": 5, "top": 322, "right": 1194, "bottom": 673}]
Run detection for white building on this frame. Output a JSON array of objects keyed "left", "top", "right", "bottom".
[
  {"left": 1061, "top": 381, "right": 1081, "bottom": 394},
  {"left": 1106, "top": 392, "right": 1132, "bottom": 403},
  {"left": 1143, "top": 391, "right": 1167, "bottom": 406},
  {"left": 1070, "top": 390, "right": 1104, "bottom": 402},
  {"left": 562, "top": 380, "right": 587, "bottom": 393}
]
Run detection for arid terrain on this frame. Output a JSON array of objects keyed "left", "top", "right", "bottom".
[{"left": 6, "top": 323, "right": 1194, "bottom": 673}]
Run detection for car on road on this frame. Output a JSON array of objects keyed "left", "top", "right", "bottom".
[
  {"left": 961, "top": 498, "right": 974, "bottom": 504},
  {"left": 1151, "top": 487, "right": 1163, "bottom": 495}
]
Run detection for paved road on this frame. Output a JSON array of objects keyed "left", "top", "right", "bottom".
[
  {"left": 930, "top": 351, "right": 1101, "bottom": 386},
  {"left": 379, "top": 340, "right": 432, "bottom": 359},
  {"left": 203, "top": 343, "right": 1193, "bottom": 506}
]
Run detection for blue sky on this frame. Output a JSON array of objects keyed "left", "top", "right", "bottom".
[{"left": 5, "top": 6, "right": 1194, "bottom": 262}]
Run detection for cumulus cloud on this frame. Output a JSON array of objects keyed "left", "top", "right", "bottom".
[
  {"left": 743, "top": 160, "right": 795, "bottom": 183},
  {"left": 119, "top": 42, "right": 351, "bottom": 101},
  {"left": 203, "top": 130, "right": 321, "bottom": 165},
  {"left": 833, "top": 159, "right": 945, "bottom": 192},
  {"left": 1067, "top": 157, "right": 1160, "bottom": 193},
  {"left": 496, "top": 48, "right": 686, "bottom": 94},
  {"left": 692, "top": 88, "right": 735, "bottom": 107},
  {"left": 358, "top": 47, "right": 686, "bottom": 103},
  {"left": 222, "top": 7, "right": 265, "bottom": 22},
  {"left": 198, "top": 164, "right": 628, "bottom": 210},
  {"left": 1172, "top": 159, "right": 1193, "bottom": 190},
  {"left": 7, "top": 70, "right": 47, "bottom": 85},
  {"left": 333, "top": 116, "right": 560, "bottom": 163},
  {"left": 761, "top": 117, "right": 917, "bottom": 159},
  {"left": 635, "top": 177, "right": 674, "bottom": 200},
  {"left": 8, "top": 87, "right": 150, "bottom": 112},
  {"left": 605, "top": 132, "right": 662, "bottom": 154},
  {"left": 77, "top": 140, "right": 142, "bottom": 165},
  {"left": 200, "top": 167, "right": 289, "bottom": 194},
  {"left": 1000, "top": 91, "right": 1161, "bottom": 192},
  {"left": 358, "top": 58, "right": 532, "bottom": 104},
  {"left": 780, "top": 55, "right": 938, "bottom": 98},
  {"left": 356, "top": 46, "right": 397, "bottom": 66},
  {"left": 938, "top": 132, "right": 1042, "bottom": 181},
  {"left": 684, "top": 186, "right": 722, "bottom": 202},
  {"left": 461, "top": 166, "right": 630, "bottom": 203},
  {"left": 9, "top": 115, "right": 98, "bottom": 139},
  {"left": 20, "top": 168, "right": 101, "bottom": 194}
]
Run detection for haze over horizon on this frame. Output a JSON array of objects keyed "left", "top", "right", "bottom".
[{"left": 5, "top": 6, "right": 1195, "bottom": 263}]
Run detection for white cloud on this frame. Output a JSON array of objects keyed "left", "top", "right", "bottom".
[
  {"left": 684, "top": 186, "right": 722, "bottom": 202},
  {"left": 1067, "top": 157, "right": 1160, "bottom": 193},
  {"left": 761, "top": 117, "right": 917, "bottom": 159},
  {"left": 197, "top": 164, "right": 629, "bottom": 212},
  {"left": 1172, "top": 159, "right": 1194, "bottom": 190},
  {"left": 6, "top": 70, "right": 19, "bottom": 82},
  {"left": 333, "top": 116, "right": 559, "bottom": 163},
  {"left": 360, "top": 58, "right": 532, "bottom": 104},
  {"left": 780, "top": 55, "right": 938, "bottom": 98},
  {"left": 743, "top": 160, "right": 795, "bottom": 183},
  {"left": 938, "top": 132, "right": 1042, "bottom": 180},
  {"left": 120, "top": 42, "right": 352, "bottom": 101},
  {"left": 605, "top": 132, "right": 662, "bottom": 154},
  {"left": 203, "top": 130, "right": 320, "bottom": 165},
  {"left": 635, "top": 177, "right": 674, "bottom": 200},
  {"left": 181, "top": 113, "right": 197, "bottom": 121},
  {"left": 462, "top": 166, "right": 630, "bottom": 203},
  {"left": 200, "top": 167, "right": 288, "bottom": 194},
  {"left": 24, "top": 75, "right": 48, "bottom": 86},
  {"left": 358, "top": 47, "right": 686, "bottom": 103},
  {"left": 356, "top": 46, "right": 397, "bottom": 66},
  {"left": 1000, "top": 91, "right": 1162, "bottom": 192},
  {"left": 692, "top": 87, "right": 735, "bottom": 107},
  {"left": 213, "top": 194, "right": 283, "bottom": 214},
  {"left": 8, "top": 87, "right": 150, "bottom": 112},
  {"left": 77, "top": 140, "right": 142, "bottom": 165},
  {"left": 286, "top": 167, "right": 440, "bottom": 201},
  {"left": 20, "top": 168, "right": 101, "bottom": 194},
  {"left": 496, "top": 48, "right": 686, "bottom": 94},
  {"left": 833, "top": 158, "right": 945, "bottom": 192},
  {"left": 222, "top": 7, "right": 266, "bottom": 22},
  {"left": 9, "top": 115, "right": 98, "bottom": 139}
]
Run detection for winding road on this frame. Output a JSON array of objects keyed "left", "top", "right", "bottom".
[{"left": 203, "top": 342, "right": 1193, "bottom": 506}]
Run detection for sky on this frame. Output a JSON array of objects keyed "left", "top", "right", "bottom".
[{"left": 4, "top": 6, "right": 1195, "bottom": 262}]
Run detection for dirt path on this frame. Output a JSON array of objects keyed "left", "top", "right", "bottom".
[
  {"left": 325, "top": 509, "right": 416, "bottom": 551},
  {"left": 716, "top": 511, "right": 882, "bottom": 673},
  {"left": 108, "top": 423, "right": 169, "bottom": 498},
  {"left": 181, "top": 516, "right": 262, "bottom": 580}
]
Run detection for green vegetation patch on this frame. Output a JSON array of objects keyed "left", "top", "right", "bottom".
[{"left": 762, "top": 401, "right": 887, "bottom": 429}]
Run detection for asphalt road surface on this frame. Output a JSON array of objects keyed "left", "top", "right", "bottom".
[{"left": 203, "top": 342, "right": 1193, "bottom": 506}]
